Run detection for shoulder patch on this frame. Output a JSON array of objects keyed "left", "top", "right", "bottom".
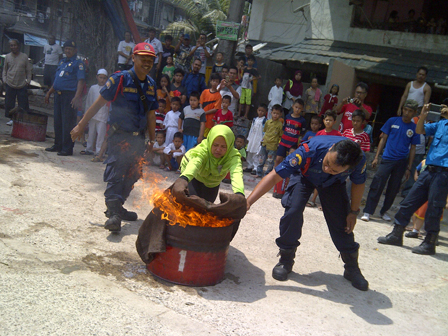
[
  {"left": 105, "top": 80, "right": 111, "bottom": 89},
  {"left": 289, "top": 154, "right": 302, "bottom": 167},
  {"left": 295, "top": 153, "right": 302, "bottom": 165},
  {"left": 79, "top": 64, "right": 84, "bottom": 70},
  {"left": 109, "top": 77, "right": 115, "bottom": 85},
  {"left": 406, "top": 129, "right": 414, "bottom": 138},
  {"left": 123, "top": 87, "right": 138, "bottom": 93},
  {"left": 361, "top": 161, "right": 367, "bottom": 174}
]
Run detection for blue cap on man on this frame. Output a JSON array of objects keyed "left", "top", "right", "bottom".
[{"left": 63, "top": 40, "right": 77, "bottom": 48}]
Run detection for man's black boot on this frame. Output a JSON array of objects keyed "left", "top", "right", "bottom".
[
  {"left": 272, "top": 247, "right": 296, "bottom": 281},
  {"left": 104, "top": 200, "right": 122, "bottom": 232},
  {"left": 412, "top": 232, "right": 438, "bottom": 255},
  {"left": 340, "top": 251, "right": 369, "bottom": 291},
  {"left": 377, "top": 224, "right": 405, "bottom": 246},
  {"left": 105, "top": 202, "right": 138, "bottom": 221},
  {"left": 120, "top": 206, "right": 138, "bottom": 221}
]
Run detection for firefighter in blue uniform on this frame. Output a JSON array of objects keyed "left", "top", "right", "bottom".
[
  {"left": 71, "top": 43, "right": 158, "bottom": 233},
  {"left": 247, "top": 136, "right": 369, "bottom": 291},
  {"left": 378, "top": 103, "right": 448, "bottom": 255},
  {"left": 45, "top": 40, "right": 85, "bottom": 156}
]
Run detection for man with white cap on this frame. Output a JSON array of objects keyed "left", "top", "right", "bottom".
[
  {"left": 81, "top": 68, "right": 109, "bottom": 156},
  {"left": 71, "top": 43, "right": 158, "bottom": 233}
]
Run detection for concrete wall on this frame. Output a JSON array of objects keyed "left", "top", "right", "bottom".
[
  {"left": 248, "top": 0, "right": 310, "bottom": 45},
  {"left": 249, "top": 0, "right": 448, "bottom": 55}
]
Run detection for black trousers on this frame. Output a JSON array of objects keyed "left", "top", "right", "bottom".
[
  {"left": 53, "top": 91, "right": 77, "bottom": 153},
  {"left": 103, "top": 132, "right": 146, "bottom": 204},
  {"left": 277, "top": 174, "right": 359, "bottom": 254},
  {"left": 44, "top": 65, "right": 58, "bottom": 87},
  {"left": 188, "top": 178, "right": 220, "bottom": 203},
  {"left": 4, "top": 84, "right": 29, "bottom": 118}
]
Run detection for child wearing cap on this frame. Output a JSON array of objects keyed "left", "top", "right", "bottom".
[{"left": 82, "top": 69, "right": 109, "bottom": 157}]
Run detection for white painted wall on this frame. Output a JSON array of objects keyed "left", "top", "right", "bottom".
[
  {"left": 248, "top": 0, "right": 310, "bottom": 45},
  {"left": 249, "top": 0, "right": 448, "bottom": 55}
]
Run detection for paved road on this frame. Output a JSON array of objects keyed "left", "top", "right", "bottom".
[{"left": 1, "top": 112, "right": 447, "bottom": 336}]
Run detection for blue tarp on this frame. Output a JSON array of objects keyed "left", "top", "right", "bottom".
[{"left": 24, "top": 33, "right": 61, "bottom": 47}]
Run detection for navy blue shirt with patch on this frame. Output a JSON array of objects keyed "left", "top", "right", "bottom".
[
  {"left": 53, "top": 55, "right": 85, "bottom": 91},
  {"left": 100, "top": 68, "right": 158, "bottom": 132},
  {"left": 381, "top": 117, "right": 420, "bottom": 160},
  {"left": 275, "top": 136, "right": 367, "bottom": 188}
]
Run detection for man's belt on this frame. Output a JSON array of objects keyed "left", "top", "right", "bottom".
[
  {"left": 55, "top": 90, "right": 75, "bottom": 95},
  {"left": 427, "top": 165, "right": 448, "bottom": 173}
]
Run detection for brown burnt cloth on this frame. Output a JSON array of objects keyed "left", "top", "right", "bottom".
[{"left": 136, "top": 184, "right": 247, "bottom": 264}]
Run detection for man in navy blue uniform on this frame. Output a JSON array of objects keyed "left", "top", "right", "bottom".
[
  {"left": 45, "top": 40, "right": 85, "bottom": 156},
  {"left": 71, "top": 43, "right": 158, "bottom": 233},
  {"left": 247, "top": 137, "right": 369, "bottom": 291},
  {"left": 182, "top": 58, "right": 207, "bottom": 98},
  {"left": 378, "top": 103, "right": 448, "bottom": 255},
  {"left": 361, "top": 99, "right": 420, "bottom": 222}
]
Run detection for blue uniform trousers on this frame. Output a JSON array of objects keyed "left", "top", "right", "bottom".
[
  {"left": 4, "top": 84, "right": 29, "bottom": 117},
  {"left": 395, "top": 169, "right": 448, "bottom": 234},
  {"left": 53, "top": 91, "right": 77, "bottom": 153},
  {"left": 363, "top": 158, "right": 407, "bottom": 215},
  {"left": 277, "top": 174, "right": 359, "bottom": 254},
  {"left": 103, "top": 132, "right": 146, "bottom": 204},
  {"left": 401, "top": 153, "right": 425, "bottom": 197}
]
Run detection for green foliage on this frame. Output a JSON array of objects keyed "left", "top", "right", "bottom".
[{"left": 163, "top": 0, "right": 230, "bottom": 41}]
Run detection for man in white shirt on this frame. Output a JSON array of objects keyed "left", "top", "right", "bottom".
[
  {"left": 43, "top": 35, "right": 63, "bottom": 87},
  {"left": 189, "top": 33, "right": 211, "bottom": 76},
  {"left": 397, "top": 66, "right": 431, "bottom": 115},
  {"left": 117, "top": 31, "right": 135, "bottom": 71},
  {"left": 3, "top": 39, "right": 32, "bottom": 125},
  {"left": 144, "top": 27, "right": 163, "bottom": 79},
  {"left": 219, "top": 66, "right": 241, "bottom": 116}
]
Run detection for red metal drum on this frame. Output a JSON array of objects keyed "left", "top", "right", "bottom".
[
  {"left": 147, "top": 222, "right": 235, "bottom": 286},
  {"left": 273, "top": 177, "right": 290, "bottom": 198},
  {"left": 11, "top": 111, "right": 47, "bottom": 142}
]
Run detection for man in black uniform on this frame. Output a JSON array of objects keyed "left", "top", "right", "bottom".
[
  {"left": 71, "top": 43, "right": 158, "bottom": 232},
  {"left": 247, "top": 137, "right": 369, "bottom": 291},
  {"left": 45, "top": 40, "right": 85, "bottom": 156}
]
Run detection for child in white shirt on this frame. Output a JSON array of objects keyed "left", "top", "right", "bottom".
[
  {"left": 163, "top": 132, "right": 186, "bottom": 172},
  {"left": 83, "top": 69, "right": 109, "bottom": 156},
  {"left": 163, "top": 99, "right": 181, "bottom": 147},
  {"left": 267, "top": 77, "right": 283, "bottom": 119}
]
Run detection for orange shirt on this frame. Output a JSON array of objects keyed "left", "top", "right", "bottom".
[
  {"left": 200, "top": 89, "right": 222, "bottom": 129},
  {"left": 157, "top": 89, "right": 171, "bottom": 112}
]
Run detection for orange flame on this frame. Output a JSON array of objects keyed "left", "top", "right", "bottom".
[{"left": 138, "top": 167, "right": 232, "bottom": 228}]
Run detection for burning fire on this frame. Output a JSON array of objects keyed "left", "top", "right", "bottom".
[{"left": 139, "top": 168, "right": 233, "bottom": 228}]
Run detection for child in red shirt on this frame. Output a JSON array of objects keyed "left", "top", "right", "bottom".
[
  {"left": 213, "top": 95, "right": 234, "bottom": 127},
  {"left": 342, "top": 109, "right": 370, "bottom": 152},
  {"left": 316, "top": 110, "right": 342, "bottom": 136}
]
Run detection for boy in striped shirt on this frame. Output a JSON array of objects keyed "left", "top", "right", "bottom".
[
  {"left": 342, "top": 109, "right": 370, "bottom": 152},
  {"left": 274, "top": 99, "right": 306, "bottom": 166}
]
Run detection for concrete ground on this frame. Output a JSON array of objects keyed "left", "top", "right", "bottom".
[{"left": 0, "top": 110, "right": 447, "bottom": 336}]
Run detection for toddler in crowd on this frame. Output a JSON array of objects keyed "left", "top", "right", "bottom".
[
  {"left": 148, "top": 131, "right": 166, "bottom": 168},
  {"left": 163, "top": 132, "right": 185, "bottom": 172},
  {"left": 162, "top": 56, "right": 175, "bottom": 81},
  {"left": 234, "top": 135, "right": 247, "bottom": 162},
  {"left": 274, "top": 99, "right": 306, "bottom": 167},
  {"left": 200, "top": 73, "right": 222, "bottom": 136},
  {"left": 256, "top": 104, "right": 283, "bottom": 177},
  {"left": 155, "top": 99, "right": 166, "bottom": 132},
  {"left": 342, "top": 109, "right": 371, "bottom": 152},
  {"left": 316, "top": 110, "right": 342, "bottom": 136},
  {"left": 163, "top": 97, "right": 181, "bottom": 146},
  {"left": 178, "top": 91, "right": 205, "bottom": 151},
  {"left": 239, "top": 55, "right": 261, "bottom": 119},
  {"left": 213, "top": 95, "right": 234, "bottom": 128},
  {"left": 301, "top": 115, "right": 321, "bottom": 142},
  {"left": 212, "top": 52, "right": 227, "bottom": 75},
  {"left": 82, "top": 69, "right": 109, "bottom": 156},
  {"left": 245, "top": 103, "right": 267, "bottom": 174},
  {"left": 267, "top": 77, "right": 283, "bottom": 120}
]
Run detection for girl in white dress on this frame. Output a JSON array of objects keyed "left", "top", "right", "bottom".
[{"left": 245, "top": 104, "right": 267, "bottom": 173}]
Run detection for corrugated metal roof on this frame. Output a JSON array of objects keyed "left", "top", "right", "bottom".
[{"left": 259, "top": 39, "right": 448, "bottom": 85}]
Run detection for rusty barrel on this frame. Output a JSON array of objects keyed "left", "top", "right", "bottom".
[
  {"left": 11, "top": 110, "right": 48, "bottom": 142},
  {"left": 147, "top": 222, "right": 235, "bottom": 286}
]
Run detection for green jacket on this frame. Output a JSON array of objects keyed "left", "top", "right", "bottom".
[{"left": 180, "top": 125, "right": 244, "bottom": 195}]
